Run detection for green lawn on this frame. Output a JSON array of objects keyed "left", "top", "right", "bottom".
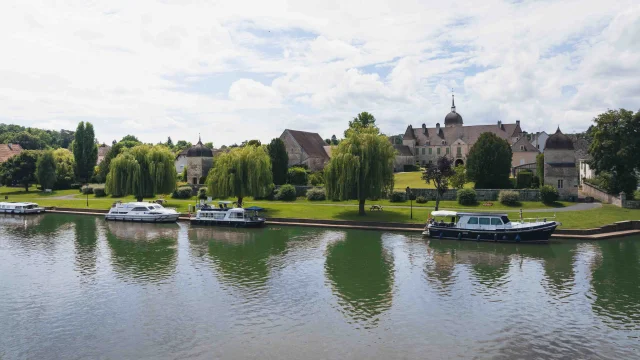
[
  {"left": 393, "top": 172, "right": 474, "bottom": 189},
  {"left": 2, "top": 186, "right": 639, "bottom": 229}
]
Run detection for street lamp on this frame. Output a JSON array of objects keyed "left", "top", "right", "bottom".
[
  {"left": 406, "top": 186, "right": 413, "bottom": 219},
  {"left": 85, "top": 182, "right": 89, "bottom": 207}
]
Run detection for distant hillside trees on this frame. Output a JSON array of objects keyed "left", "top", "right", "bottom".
[
  {"left": 0, "top": 151, "right": 39, "bottom": 191},
  {"left": 0, "top": 124, "right": 74, "bottom": 149}
]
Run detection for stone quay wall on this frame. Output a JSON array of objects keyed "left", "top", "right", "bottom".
[{"left": 581, "top": 182, "right": 640, "bottom": 208}]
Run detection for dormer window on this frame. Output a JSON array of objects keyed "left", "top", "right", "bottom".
[
  {"left": 520, "top": 145, "right": 525, "bottom": 151},
  {"left": 441, "top": 140, "right": 446, "bottom": 145}
]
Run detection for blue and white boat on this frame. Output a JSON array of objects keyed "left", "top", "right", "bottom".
[
  {"left": 423, "top": 210, "right": 560, "bottom": 243},
  {"left": 105, "top": 202, "right": 180, "bottom": 223},
  {"left": 0, "top": 202, "right": 45, "bottom": 214},
  {"left": 191, "top": 202, "right": 265, "bottom": 228}
]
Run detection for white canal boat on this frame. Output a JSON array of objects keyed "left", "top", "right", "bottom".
[
  {"left": 0, "top": 202, "right": 45, "bottom": 214},
  {"left": 105, "top": 202, "right": 180, "bottom": 223},
  {"left": 190, "top": 202, "right": 265, "bottom": 228}
]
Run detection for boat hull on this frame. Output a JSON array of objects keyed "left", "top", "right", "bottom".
[
  {"left": 190, "top": 218, "right": 265, "bottom": 228},
  {"left": 0, "top": 208, "right": 45, "bottom": 215},
  {"left": 423, "top": 222, "right": 558, "bottom": 243},
  {"left": 105, "top": 214, "right": 180, "bottom": 223}
]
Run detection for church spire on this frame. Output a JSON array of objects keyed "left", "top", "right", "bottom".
[
  {"left": 451, "top": 94, "right": 456, "bottom": 112},
  {"left": 198, "top": 133, "right": 202, "bottom": 144}
]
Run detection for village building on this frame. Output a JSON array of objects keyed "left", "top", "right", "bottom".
[
  {"left": 280, "top": 129, "right": 330, "bottom": 171},
  {"left": 543, "top": 128, "right": 579, "bottom": 199},
  {"left": 0, "top": 143, "right": 23, "bottom": 163},
  {"left": 511, "top": 136, "right": 540, "bottom": 168},
  {"left": 175, "top": 149, "right": 188, "bottom": 173},
  {"left": 530, "top": 131, "right": 549, "bottom": 152},
  {"left": 97, "top": 144, "right": 111, "bottom": 164},
  {"left": 185, "top": 137, "right": 214, "bottom": 186},
  {"left": 401, "top": 96, "right": 524, "bottom": 168}
]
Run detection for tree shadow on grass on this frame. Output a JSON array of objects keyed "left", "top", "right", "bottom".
[{"left": 332, "top": 208, "right": 422, "bottom": 223}]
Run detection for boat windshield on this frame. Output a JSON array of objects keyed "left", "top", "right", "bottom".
[{"left": 501, "top": 215, "right": 511, "bottom": 224}]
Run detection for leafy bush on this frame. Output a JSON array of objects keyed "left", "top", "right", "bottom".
[
  {"left": 306, "top": 187, "right": 326, "bottom": 201},
  {"left": 275, "top": 184, "right": 297, "bottom": 201},
  {"left": 634, "top": 190, "right": 640, "bottom": 200},
  {"left": 403, "top": 164, "right": 420, "bottom": 172},
  {"left": 198, "top": 188, "right": 207, "bottom": 199},
  {"left": 309, "top": 172, "right": 324, "bottom": 186},
  {"left": 499, "top": 190, "right": 520, "bottom": 206},
  {"left": 516, "top": 171, "right": 533, "bottom": 189},
  {"left": 531, "top": 176, "right": 540, "bottom": 188},
  {"left": 81, "top": 186, "right": 94, "bottom": 195},
  {"left": 540, "top": 185, "right": 559, "bottom": 204},
  {"left": 70, "top": 183, "right": 82, "bottom": 190},
  {"left": 93, "top": 187, "right": 106, "bottom": 197},
  {"left": 171, "top": 186, "right": 192, "bottom": 199},
  {"left": 389, "top": 191, "right": 406, "bottom": 202},
  {"left": 457, "top": 188, "right": 477, "bottom": 205},
  {"left": 254, "top": 184, "right": 276, "bottom": 200},
  {"left": 287, "top": 167, "right": 308, "bottom": 185},
  {"left": 415, "top": 196, "right": 428, "bottom": 204}
]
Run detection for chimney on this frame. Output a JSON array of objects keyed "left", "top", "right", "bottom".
[
  {"left": 436, "top": 123, "right": 440, "bottom": 132},
  {"left": 516, "top": 120, "right": 520, "bottom": 126},
  {"left": 497, "top": 120, "right": 502, "bottom": 128},
  {"left": 422, "top": 123, "right": 426, "bottom": 134},
  {"left": 7, "top": 144, "right": 12, "bottom": 150}
]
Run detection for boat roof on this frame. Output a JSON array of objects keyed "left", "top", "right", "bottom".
[
  {"left": 115, "top": 202, "right": 161, "bottom": 206},
  {"left": 228, "top": 208, "right": 244, "bottom": 212},
  {"left": 457, "top": 212, "right": 509, "bottom": 217},
  {"left": 431, "top": 210, "right": 457, "bottom": 217},
  {"left": 218, "top": 201, "right": 233, "bottom": 204},
  {"left": 0, "top": 202, "right": 39, "bottom": 206}
]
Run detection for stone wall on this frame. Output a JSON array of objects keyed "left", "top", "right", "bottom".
[
  {"left": 186, "top": 157, "right": 213, "bottom": 185},
  {"left": 581, "top": 182, "right": 640, "bottom": 208},
  {"left": 408, "top": 188, "right": 541, "bottom": 201},
  {"left": 280, "top": 131, "right": 303, "bottom": 168}
]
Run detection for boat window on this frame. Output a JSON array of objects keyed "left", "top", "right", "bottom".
[
  {"left": 468, "top": 217, "right": 478, "bottom": 224},
  {"left": 132, "top": 207, "right": 148, "bottom": 211},
  {"left": 491, "top": 218, "right": 503, "bottom": 225},
  {"left": 501, "top": 216, "right": 511, "bottom": 224},
  {"left": 479, "top": 218, "right": 490, "bottom": 225},
  {"left": 147, "top": 207, "right": 155, "bottom": 211}
]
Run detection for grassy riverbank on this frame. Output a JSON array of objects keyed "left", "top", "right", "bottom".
[{"left": 2, "top": 186, "right": 638, "bottom": 229}]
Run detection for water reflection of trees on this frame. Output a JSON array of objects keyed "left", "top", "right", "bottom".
[
  {"left": 591, "top": 238, "right": 640, "bottom": 330},
  {"left": 73, "top": 216, "right": 98, "bottom": 276},
  {"left": 324, "top": 230, "right": 394, "bottom": 327},
  {"left": 189, "top": 227, "right": 286, "bottom": 292},
  {"left": 106, "top": 221, "right": 179, "bottom": 283}
]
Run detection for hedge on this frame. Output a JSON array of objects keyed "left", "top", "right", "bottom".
[
  {"left": 457, "top": 188, "right": 477, "bottom": 205},
  {"left": 389, "top": 191, "right": 406, "bottom": 202},
  {"left": 172, "top": 186, "right": 192, "bottom": 199},
  {"left": 275, "top": 184, "right": 297, "bottom": 201},
  {"left": 540, "top": 185, "right": 559, "bottom": 204},
  {"left": 415, "top": 196, "right": 428, "bottom": 204},
  {"left": 516, "top": 171, "right": 533, "bottom": 189},
  {"left": 306, "top": 187, "right": 326, "bottom": 201},
  {"left": 499, "top": 190, "right": 520, "bottom": 206},
  {"left": 287, "top": 167, "right": 308, "bottom": 186}
]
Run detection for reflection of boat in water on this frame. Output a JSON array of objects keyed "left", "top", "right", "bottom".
[
  {"left": 106, "top": 220, "right": 180, "bottom": 241},
  {"left": 423, "top": 211, "right": 559, "bottom": 243},
  {"left": 188, "top": 226, "right": 257, "bottom": 244},
  {"left": 105, "top": 202, "right": 180, "bottom": 223},
  {"left": 0, "top": 213, "right": 45, "bottom": 227},
  {"left": 191, "top": 203, "right": 265, "bottom": 228},
  {"left": 0, "top": 202, "right": 45, "bottom": 214}
]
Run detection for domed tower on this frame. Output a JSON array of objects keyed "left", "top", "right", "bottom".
[
  {"left": 444, "top": 95, "right": 463, "bottom": 127},
  {"left": 186, "top": 136, "right": 214, "bottom": 185},
  {"left": 543, "top": 127, "right": 578, "bottom": 200}
]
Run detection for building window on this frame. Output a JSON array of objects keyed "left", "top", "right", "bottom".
[
  {"left": 520, "top": 145, "right": 525, "bottom": 150},
  {"left": 446, "top": 147, "right": 450, "bottom": 154},
  {"left": 536, "top": 144, "right": 539, "bottom": 149},
  {"left": 441, "top": 140, "right": 446, "bottom": 145},
  {"left": 558, "top": 179, "right": 564, "bottom": 189},
  {"left": 421, "top": 148, "right": 425, "bottom": 155},
  {"left": 457, "top": 147, "right": 461, "bottom": 156},
  {"left": 428, "top": 148, "right": 432, "bottom": 155},
  {"left": 437, "top": 148, "right": 441, "bottom": 155}
]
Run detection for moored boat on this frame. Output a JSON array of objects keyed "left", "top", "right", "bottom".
[
  {"left": 0, "top": 202, "right": 45, "bottom": 214},
  {"left": 105, "top": 202, "right": 180, "bottom": 223},
  {"left": 190, "top": 203, "right": 265, "bottom": 228},
  {"left": 422, "top": 210, "right": 560, "bottom": 243}
]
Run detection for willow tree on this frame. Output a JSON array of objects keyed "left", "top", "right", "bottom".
[
  {"left": 105, "top": 145, "right": 176, "bottom": 199},
  {"left": 325, "top": 126, "right": 395, "bottom": 215},
  {"left": 206, "top": 145, "right": 272, "bottom": 206}
]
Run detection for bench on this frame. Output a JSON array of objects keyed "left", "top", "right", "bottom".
[{"left": 370, "top": 205, "right": 383, "bottom": 211}]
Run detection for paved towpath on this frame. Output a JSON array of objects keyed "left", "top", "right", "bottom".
[{"left": 286, "top": 202, "right": 602, "bottom": 212}]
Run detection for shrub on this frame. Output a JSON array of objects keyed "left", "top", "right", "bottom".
[
  {"left": 171, "top": 186, "right": 192, "bottom": 199},
  {"left": 531, "top": 176, "right": 540, "bottom": 188},
  {"left": 403, "top": 164, "right": 420, "bottom": 172},
  {"left": 198, "top": 188, "right": 207, "bottom": 200},
  {"left": 287, "top": 167, "right": 308, "bottom": 185},
  {"left": 389, "top": 191, "right": 406, "bottom": 202},
  {"left": 70, "top": 183, "right": 82, "bottom": 190},
  {"left": 499, "top": 190, "right": 520, "bottom": 206},
  {"left": 516, "top": 171, "right": 533, "bottom": 189},
  {"left": 508, "top": 178, "right": 517, "bottom": 189},
  {"left": 309, "top": 172, "right": 324, "bottom": 186},
  {"left": 275, "top": 184, "right": 297, "bottom": 201},
  {"left": 254, "top": 184, "right": 276, "bottom": 200},
  {"left": 457, "top": 188, "right": 477, "bottom": 205},
  {"left": 81, "top": 186, "right": 94, "bottom": 195},
  {"left": 634, "top": 190, "right": 640, "bottom": 200},
  {"left": 93, "top": 187, "right": 106, "bottom": 197},
  {"left": 540, "top": 185, "right": 559, "bottom": 204},
  {"left": 415, "top": 196, "right": 428, "bottom": 204},
  {"left": 306, "top": 187, "right": 326, "bottom": 201}
]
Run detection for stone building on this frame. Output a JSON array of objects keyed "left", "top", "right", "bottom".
[
  {"left": 530, "top": 131, "right": 549, "bottom": 152},
  {"left": 280, "top": 129, "right": 330, "bottom": 171},
  {"left": 393, "top": 144, "right": 415, "bottom": 172},
  {"left": 185, "top": 138, "right": 214, "bottom": 185},
  {"left": 97, "top": 144, "right": 111, "bottom": 164},
  {"left": 511, "top": 137, "right": 539, "bottom": 168},
  {"left": 174, "top": 149, "right": 188, "bottom": 173},
  {"left": 401, "top": 96, "right": 524, "bottom": 168},
  {"left": 544, "top": 128, "right": 578, "bottom": 199}
]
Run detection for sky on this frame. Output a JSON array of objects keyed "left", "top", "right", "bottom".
[{"left": 1, "top": 0, "right": 639, "bottom": 146}]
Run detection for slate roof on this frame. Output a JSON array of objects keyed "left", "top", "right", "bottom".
[
  {"left": 393, "top": 144, "right": 414, "bottom": 156},
  {"left": 545, "top": 128, "right": 574, "bottom": 150},
  {"left": 0, "top": 143, "right": 23, "bottom": 163},
  {"left": 511, "top": 137, "right": 539, "bottom": 153},
  {"left": 403, "top": 122, "right": 522, "bottom": 146},
  {"left": 285, "top": 129, "right": 330, "bottom": 160},
  {"left": 98, "top": 144, "right": 111, "bottom": 157}
]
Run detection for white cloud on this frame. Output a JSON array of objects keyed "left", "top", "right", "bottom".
[{"left": 0, "top": 0, "right": 637, "bottom": 145}]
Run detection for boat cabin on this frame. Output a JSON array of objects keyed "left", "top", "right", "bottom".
[{"left": 430, "top": 211, "right": 513, "bottom": 230}]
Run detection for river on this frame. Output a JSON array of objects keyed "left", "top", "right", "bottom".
[{"left": 0, "top": 213, "right": 638, "bottom": 359}]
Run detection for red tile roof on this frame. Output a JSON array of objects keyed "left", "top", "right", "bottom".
[{"left": 0, "top": 143, "right": 23, "bottom": 163}]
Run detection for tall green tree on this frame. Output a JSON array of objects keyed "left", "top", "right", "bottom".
[
  {"left": 450, "top": 164, "right": 467, "bottom": 189},
  {"left": 588, "top": 109, "right": 640, "bottom": 197},
  {"left": 422, "top": 156, "right": 454, "bottom": 210},
  {"left": 52, "top": 148, "right": 75, "bottom": 189},
  {"left": 105, "top": 145, "right": 177, "bottom": 198},
  {"left": 325, "top": 126, "right": 395, "bottom": 215},
  {"left": 466, "top": 132, "right": 512, "bottom": 189},
  {"left": 267, "top": 138, "right": 289, "bottom": 185},
  {"left": 72, "top": 122, "right": 98, "bottom": 183},
  {"left": 206, "top": 145, "right": 273, "bottom": 206},
  {"left": 96, "top": 138, "right": 141, "bottom": 183},
  {"left": 344, "top": 112, "right": 377, "bottom": 137},
  {"left": 0, "top": 150, "right": 39, "bottom": 191},
  {"left": 36, "top": 150, "right": 57, "bottom": 190},
  {"left": 536, "top": 153, "right": 544, "bottom": 186},
  {"left": 166, "top": 136, "right": 174, "bottom": 148}
]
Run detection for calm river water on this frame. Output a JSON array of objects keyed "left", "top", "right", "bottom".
[{"left": 0, "top": 213, "right": 639, "bottom": 359}]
